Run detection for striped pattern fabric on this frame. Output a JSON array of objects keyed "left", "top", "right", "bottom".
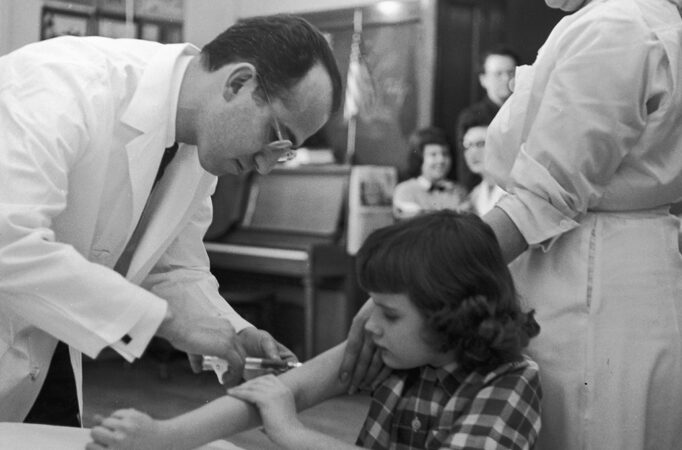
[{"left": 356, "top": 357, "right": 541, "bottom": 449}]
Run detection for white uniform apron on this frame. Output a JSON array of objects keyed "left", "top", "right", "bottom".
[{"left": 511, "top": 209, "right": 682, "bottom": 450}]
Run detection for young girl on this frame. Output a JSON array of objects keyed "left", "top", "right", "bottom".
[{"left": 88, "top": 211, "right": 541, "bottom": 450}]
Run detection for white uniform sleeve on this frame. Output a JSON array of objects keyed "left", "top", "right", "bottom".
[{"left": 490, "top": 6, "right": 664, "bottom": 248}]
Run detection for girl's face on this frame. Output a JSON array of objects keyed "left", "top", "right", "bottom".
[
  {"left": 365, "top": 292, "right": 454, "bottom": 369},
  {"left": 420, "top": 143, "right": 452, "bottom": 183}
]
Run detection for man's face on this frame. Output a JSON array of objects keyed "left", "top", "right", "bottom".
[
  {"left": 196, "top": 63, "right": 333, "bottom": 176},
  {"left": 479, "top": 54, "right": 516, "bottom": 106},
  {"left": 544, "top": 0, "right": 588, "bottom": 12}
]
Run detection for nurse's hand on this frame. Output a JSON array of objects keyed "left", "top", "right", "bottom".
[{"left": 338, "top": 299, "right": 390, "bottom": 394}]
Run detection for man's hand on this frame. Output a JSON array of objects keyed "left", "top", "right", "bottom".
[
  {"left": 339, "top": 298, "right": 390, "bottom": 394},
  {"left": 238, "top": 326, "right": 297, "bottom": 362},
  {"left": 186, "top": 326, "right": 298, "bottom": 384},
  {"left": 236, "top": 327, "right": 298, "bottom": 380},
  {"left": 157, "top": 312, "right": 247, "bottom": 386}
]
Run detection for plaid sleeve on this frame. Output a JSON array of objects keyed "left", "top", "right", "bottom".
[{"left": 438, "top": 359, "right": 542, "bottom": 450}]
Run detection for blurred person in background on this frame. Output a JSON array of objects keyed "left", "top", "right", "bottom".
[
  {"left": 455, "top": 46, "right": 520, "bottom": 192},
  {"left": 392, "top": 127, "right": 467, "bottom": 220},
  {"left": 460, "top": 111, "right": 505, "bottom": 216}
]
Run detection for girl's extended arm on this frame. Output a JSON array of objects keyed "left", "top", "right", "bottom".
[{"left": 88, "top": 342, "right": 353, "bottom": 450}]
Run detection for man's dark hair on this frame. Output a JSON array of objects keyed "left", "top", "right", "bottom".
[
  {"left": 201, "top": 14, "right": 343, "bottom": 114},
  {"left": 406, "top": 126, "right": 452, "bottom": 179},
  {"left": 478, "top": 45, "right": 521, "bottom": 74}
]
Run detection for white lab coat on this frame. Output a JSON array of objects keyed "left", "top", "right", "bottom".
[{"left": 0, "top": 36, "right": 250, "bottom": 421}]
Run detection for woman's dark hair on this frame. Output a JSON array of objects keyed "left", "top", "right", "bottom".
[
  {"left": 201, "top": 14, "right": 343, "bottom": 115},
  {"left": 356, "top": 210, "right": 539, "bottom": 372},
  {"left": 459, "top": 109, "right": 492, "bottom": 138},
  {"left": 406, "top": 126, "right": 453, "bottom": 179}
]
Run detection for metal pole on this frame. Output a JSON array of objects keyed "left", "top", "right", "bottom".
[{"left": 344, "top": 9, "right": 363, "bottom": 165}]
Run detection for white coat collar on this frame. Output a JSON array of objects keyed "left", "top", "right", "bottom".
[
  {"left": 116, "top": 43, "right": 213, "bottom": 281},
  {"left": 120, "top": 43, "right": 197, "bottom": 223},
  {"left": 120, "top": 43, "right": 198, "bottom": 136}
]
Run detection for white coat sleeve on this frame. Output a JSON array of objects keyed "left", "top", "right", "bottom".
[
  {"left": 141, "top": 192, "right": 253, "bottom": 333},
  {"left": 0, "top": 59, "right": 168, "bottom": 360}
]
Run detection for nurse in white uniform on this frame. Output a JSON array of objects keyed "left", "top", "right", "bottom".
[{"left": 483, "top": 0, "right": 682, "bottom": 448}]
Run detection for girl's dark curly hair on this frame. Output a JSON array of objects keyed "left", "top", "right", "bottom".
[{"left": 356, "top": 210, "right": 539, "bottom": 373}]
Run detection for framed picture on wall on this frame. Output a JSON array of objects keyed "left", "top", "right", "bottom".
[
  {"left": 41, "top": 6, "right": 91, "bottom": 40},
  {"left": 299, "top": 1, "right": 431, "bottom": 179},
  {"left": 140, "top": 22, "right": 161, "bottom": 41},
  {"left": 40, "top": 2, "right": 182, "bottom": 43},
  {"left": 96, "top": 15, "right": 136, "bottom": 39}
]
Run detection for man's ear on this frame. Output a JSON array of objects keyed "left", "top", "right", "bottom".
[
  {"left": 478, "top": 72, "right": 487, "bottom": 90},
  {"left": 223, "top": 63, "right": 256, "bottom": 102}
]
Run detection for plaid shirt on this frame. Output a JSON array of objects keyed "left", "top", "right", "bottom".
[{"left": 356, "top": 357, "right": 541, "bottom": 449}]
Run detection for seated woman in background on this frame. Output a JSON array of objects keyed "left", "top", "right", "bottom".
[
  {"left": 392, "top": 127, "right": 468, "bottom": 220},
  {"left": 88, "top": 211, "right": 542, "bottom": 450},
  {"left": 460, "top": 113, "right": 506, "bottom": 216}
]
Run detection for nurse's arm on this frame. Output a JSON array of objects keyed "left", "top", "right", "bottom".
[{"left": 483, "top": 206, "right": 528, "bottom": 263}]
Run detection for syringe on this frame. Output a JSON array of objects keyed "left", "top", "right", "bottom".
[{"left": 202, "top": 356, "right": 302, "bottom": 384}]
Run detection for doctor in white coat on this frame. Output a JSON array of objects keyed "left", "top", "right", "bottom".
[{"left": 0, "top": 14, "right": 342, "bottom": 425}]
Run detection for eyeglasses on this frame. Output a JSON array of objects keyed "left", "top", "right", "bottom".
[
  {"left": 485, "top": 69, "right": 515, "bottom": 79},
  {"left": 259, "top": 76, "right": 296, "bottom": 163},
  {"left": 463, "top": 140, "right": 486, "bottom": 150}
]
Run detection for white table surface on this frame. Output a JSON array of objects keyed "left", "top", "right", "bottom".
[{"left": 0, "top": 423, "right": 244, "bottom": 450}]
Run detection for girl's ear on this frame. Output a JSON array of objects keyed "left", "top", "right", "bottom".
[{"left": 223, "top": 63, "right": 256, "bottom": 102}]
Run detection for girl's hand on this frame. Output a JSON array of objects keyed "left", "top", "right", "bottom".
[
  {"left": 228, "top": 375, "right": 303, "bottom": 446},
  {"left": 86, "top": 409, "right": 166, "bottom": 450}
]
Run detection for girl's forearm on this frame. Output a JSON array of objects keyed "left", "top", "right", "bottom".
[
  {"left": 279, "top": 342, "right": 350, "bottom": 410},
  {"left": 154, "top": 342, "right": 353, "bottom": 450},
  {"left": 160, "top": 394, "right": 261, "bottom": 450}
]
